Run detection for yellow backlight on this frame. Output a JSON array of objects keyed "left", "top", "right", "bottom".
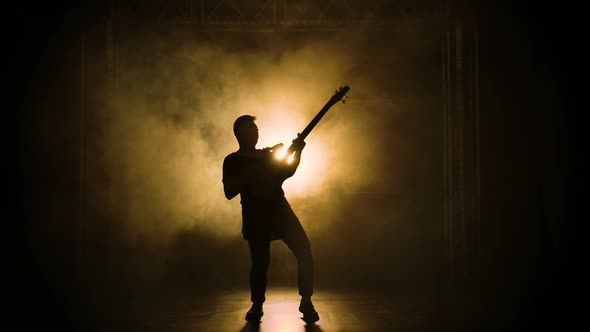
[
  {"left": 274, "top": 146, "right": 296, "bottom": 164},
  {"left": 256, "top": 102, "right": 329, "bottom": 196},
  {"left": 274, "top": 145, "right": 288, "bottom": 160}
]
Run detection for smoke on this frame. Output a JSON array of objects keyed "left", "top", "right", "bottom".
[
  {"left": 83, "top": 25, "right": 444, "bottom": 281},
  {"left": 20, "top": 16, "right": 446, "bottom": 297},
  {"left": 92, "top": 28, "right": 382, "bottom": 246}
]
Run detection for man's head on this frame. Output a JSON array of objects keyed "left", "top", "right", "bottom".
[{"left": 233, "top": 115, "right": 258, "bottom": 149}]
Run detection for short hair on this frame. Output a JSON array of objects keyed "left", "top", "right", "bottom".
[{"left": 233, "top": 115, "right": 256, "bottom": 137}]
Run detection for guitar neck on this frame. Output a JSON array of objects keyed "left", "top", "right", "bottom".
[
  {"left": 299, "top": 101, "right": 333, "bottom": 141},
  {"left": 285, "top": 85, "right": 349, "bottom": 155},
  {"left": 286, "top": 101, "right": 335, "bottom": 154}
]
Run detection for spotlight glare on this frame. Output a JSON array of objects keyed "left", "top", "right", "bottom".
[{"left": 275, "top": 146, "right": 288, "bottom": 160}]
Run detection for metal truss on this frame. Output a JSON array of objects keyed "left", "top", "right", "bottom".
[{"left": 112, "top": 0, "right": 448, "bottom": 27}]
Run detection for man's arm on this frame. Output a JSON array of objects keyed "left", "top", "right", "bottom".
[
  {"left": 223, "top": 178, "right": 242, "bottom": 200},
  {"left": 223, "top": 155, "right": 243, "bottom": 200},
  {"left": 223, "top": 156, "right": 262, "bottom": 200},
  {"left": 278, "top": 136, "right": 306, "bottom": 179}
]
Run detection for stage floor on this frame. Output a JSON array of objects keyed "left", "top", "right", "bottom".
[{"left": 77, "top": 288, "right": 483, "bottom": 332}]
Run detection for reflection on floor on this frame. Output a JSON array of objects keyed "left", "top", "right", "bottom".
[{"left": 106, "top": 288, "right": 453, "bottom": 332}]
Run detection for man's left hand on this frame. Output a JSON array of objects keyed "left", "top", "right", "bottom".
[{"left": 291, "top": 133, "right": 306, "bottom": 152}]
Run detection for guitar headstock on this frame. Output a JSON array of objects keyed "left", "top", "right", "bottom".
[{"left": 327, "top": 85, "right": 350, "bottom": 107}]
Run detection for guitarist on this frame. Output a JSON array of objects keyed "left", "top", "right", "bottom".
[{"left": 222, "top": 114, "right": 319, "bottom": 323}]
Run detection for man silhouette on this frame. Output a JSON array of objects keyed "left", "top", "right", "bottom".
[{"left": 222, "top": 115, "right": 319, "bottom": 322}]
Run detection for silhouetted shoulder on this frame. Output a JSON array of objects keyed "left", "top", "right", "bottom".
[{"left": 224, "top": 152, "right": 239, "bottom": 163}]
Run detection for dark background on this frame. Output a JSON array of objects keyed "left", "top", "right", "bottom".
[{"left": 11, "top": 1, "right": 579, "bottom": 331}]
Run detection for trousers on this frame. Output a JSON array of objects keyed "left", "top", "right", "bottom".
[{"left": 246, "top": 210, "right": 314, "bottom": 304}]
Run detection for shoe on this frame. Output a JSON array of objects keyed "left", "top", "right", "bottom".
[
  {"left": 245, "top": 303, "right": 264, "bottom": 322},
  {"left": 299, "top": 299, "right": 319, "bottom": 322}
]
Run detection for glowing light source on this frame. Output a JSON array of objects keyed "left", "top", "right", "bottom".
[
  {"left": 274, "top": 146, "right": 296, "bottom": 164},
  {"left": 257, "top": 101, "right": 329, "bottom": 196},
  {"left": 274, "top": 145, "right": 288, "bottom": 160}
]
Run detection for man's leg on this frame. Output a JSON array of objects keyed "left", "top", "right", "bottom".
[
  {"left": 282, "top": 220, "right": 314, "bottom": 298},
  {"left": 281, "top": 209, "right": 318, "bottom": 322},
  {"left": 246, "top": 239, "right": 270, "bottom": 321}
]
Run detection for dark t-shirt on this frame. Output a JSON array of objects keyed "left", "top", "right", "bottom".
[
  {"left": 223, "top": 150, "right": 285, "bottom": 203},
  {"left": 223, "top": 150, "right": 295, "bottom": 240}
]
